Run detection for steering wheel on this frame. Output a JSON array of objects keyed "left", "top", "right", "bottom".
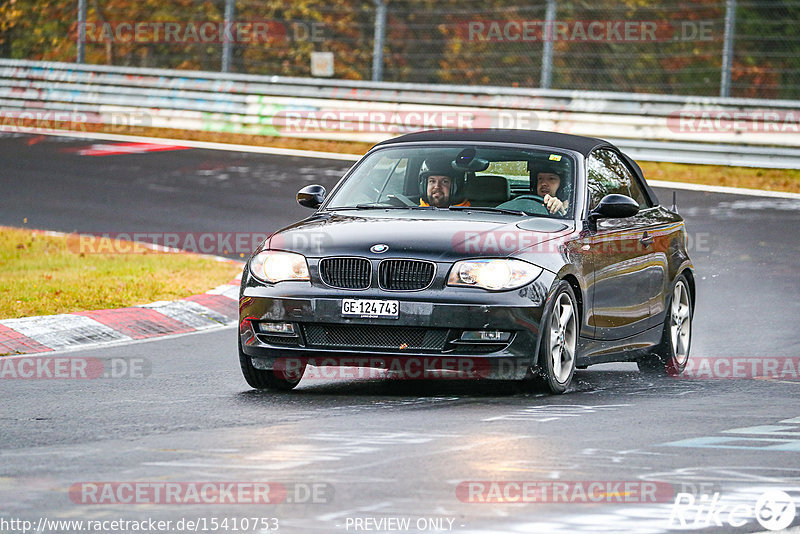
[{"left": 513, "top": 194, "right": 546, "bottom": 204}]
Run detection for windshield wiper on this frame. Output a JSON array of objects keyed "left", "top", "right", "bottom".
[
  {"left": 448, "top": 206, "right": 527, "bottom": 216},
  {"left": 327, "top": 204, "right": 432, "bottom": 211},
  {"left": 356, "top": 204, "right": 434, "bottom": 210}
]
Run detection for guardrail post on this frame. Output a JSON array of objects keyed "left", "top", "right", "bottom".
[
  {"left": 77, "top": 0, "right": 87, "bottom": 63},
  {"left": 372, "top": 0, "right": 387, "bottom": 82},
  {"left": 540, "top": 0, "right": 556, "bottom": 89},
  {"left": 221, "top": 0, "right": 235, "bottom": 72},
  {"left": 720, "top": 0, "right": 736, "bottom": 97}
]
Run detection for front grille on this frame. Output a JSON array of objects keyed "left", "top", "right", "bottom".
[
  {"left": 319, "top": 258, "right": 371, "bottom": 289},
  {"left": 379, "top": 260, "right": 435, "bottom": 290},
  {"left": 302, "top": 324, "right": 448, "bottom": 351}
]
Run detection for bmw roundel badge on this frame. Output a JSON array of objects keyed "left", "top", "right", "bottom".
[{"left": 370, "top": 244, "right": 389, "bottom": 253}]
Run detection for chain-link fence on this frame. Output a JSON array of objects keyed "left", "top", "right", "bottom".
[{"left": 2, "top": 0, "right": 798, "bottom": 99}]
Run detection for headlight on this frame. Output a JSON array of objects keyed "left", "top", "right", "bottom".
[
  {"left": 447, "top": 259, "right": 542, "bottom": 291},
  {"left": 249, "top": 251, "right": 310, "bottom": 283}
]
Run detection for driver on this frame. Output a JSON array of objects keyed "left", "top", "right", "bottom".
[
  {"left": 419, "top": 163, "right": 470, "bottom": 208},
  {"left": 535, "top": 166, "right": 569, "bottom": 215}
]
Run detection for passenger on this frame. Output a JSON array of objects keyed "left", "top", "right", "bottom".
[{"left": 419, "top": 164, "right": 470, "bottom": 208}]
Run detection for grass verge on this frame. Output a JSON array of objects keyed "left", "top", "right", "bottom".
[
  {"left": 0, "top": 227, "right": 241, "bottom": 319},
  {"left": 638, "top": 161, "right": 800, "bottom": 194}
]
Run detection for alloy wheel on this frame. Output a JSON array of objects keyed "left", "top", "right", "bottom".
[
  {"left": 670, "top": 280, "right": 691, "bottom": 366},
  {"left": 549, "top": 292, "right": 577, "bottom": 384}
]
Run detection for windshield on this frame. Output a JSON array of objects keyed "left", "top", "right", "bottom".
[{"left": 324, "top": 145, "right": 576, "bottom": 218}]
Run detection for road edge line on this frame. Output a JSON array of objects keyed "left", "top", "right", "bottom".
[{"left": 14, "top": 129, "right": 800, "bottom": 199}]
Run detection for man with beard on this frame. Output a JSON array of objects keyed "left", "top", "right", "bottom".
[{"left": 419, "top": 162, "right": 470, "bottom": 208}]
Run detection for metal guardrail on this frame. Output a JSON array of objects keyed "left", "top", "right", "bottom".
[{"left": 2, "top": 59, "right": 800, "bottom": 168}]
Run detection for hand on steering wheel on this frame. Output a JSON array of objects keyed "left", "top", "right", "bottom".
[{"left": 514, "top": 194, "right": 567, "bottom": 215}]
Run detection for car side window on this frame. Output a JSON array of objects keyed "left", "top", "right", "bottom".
[{"left": 587, "top": 149, "right": 650, "bottom": 210}]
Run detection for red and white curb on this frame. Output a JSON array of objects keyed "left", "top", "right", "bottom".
[{"left": 0, "top": 275, "right": 241, "bottom": 355}]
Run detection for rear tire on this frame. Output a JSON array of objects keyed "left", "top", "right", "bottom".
[
  {"left": 238, "top": 339, "right": 305, "bottom": 391},
  {"left": 638, "top": 274, "right": 692, "bottom": 376},
  {"left": 534, "top": 281, "right": 579, "bottom": 394}
]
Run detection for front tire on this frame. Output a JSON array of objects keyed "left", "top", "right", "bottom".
[
  {"left": 638, "top": 274, "right": 692, "bottom": 376},
  {"left": 535, "top": 281, "right": 579, "bottom": 394},
  {"left": 238, "top": 340, "right": 305, "bottom": 391}
]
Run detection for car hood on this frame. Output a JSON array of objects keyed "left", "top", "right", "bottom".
[{"left": 266, "top": 212, "right": 573, "bottom": 262}]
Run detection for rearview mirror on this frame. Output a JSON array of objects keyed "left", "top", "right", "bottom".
[
  {"left": 452, "top": 148, "right": 490, "bottom": 172},
  {"left": 297, "top": 185, "right": 326, "bottom": 209},
  {"left": 588, "top": 194, "right": 639, "bottom": 222}
]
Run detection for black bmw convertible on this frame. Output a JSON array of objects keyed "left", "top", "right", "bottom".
[{"left": 238, "top": 130, "right": 695, "bottom": 393}]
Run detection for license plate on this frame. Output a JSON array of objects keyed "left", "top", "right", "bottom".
[{"left": 342, "top": 299, "right": 399, "bottom": 318}]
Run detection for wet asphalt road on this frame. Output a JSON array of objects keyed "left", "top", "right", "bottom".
[{"left": 1, "top": 133, "right": 799, "bottom": 533}]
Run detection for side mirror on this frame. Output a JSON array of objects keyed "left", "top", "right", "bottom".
[
  {"left": 297, "top": 185, "right": 326, "bottom": 209},
  {"left": 588, "top": 194, "right": 639, "bottom": 222}
]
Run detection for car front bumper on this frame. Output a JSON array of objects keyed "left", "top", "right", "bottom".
[{"left": 239, "top": 270, "right": 556, "bottom": 380}]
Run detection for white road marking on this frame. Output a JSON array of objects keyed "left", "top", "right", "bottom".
[
  {"left": 12, "top": 130, "right": 800, "bottom": 198},
  {"left": 7, "top": 129, "right": 360, "bottom": 161},
  {"left": 483, "top": 404, "right": 631, "bottom": 422}
]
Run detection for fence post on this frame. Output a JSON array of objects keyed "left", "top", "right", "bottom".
[
  {"left": 77, "top": 0, "right": 87, "bottom": 63},
  {"left": 720, "top": 0, "right": 736, "bottom": 97},
  {"left": 372, "top": 0, "right": 387, "bottom": 81},
  {"left": 540, "top": 0, "right": 556, "bottom": 89},
  {"left": 222, "top": 0, "right": 235, "bottom": 73}
]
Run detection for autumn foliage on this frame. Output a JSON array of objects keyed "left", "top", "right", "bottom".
[{"left": 1, "top": 0, "right": 797, "bottom": 98}]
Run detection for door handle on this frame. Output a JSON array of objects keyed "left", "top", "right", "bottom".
[{"left": 640, "top": 231, "right": 654, "bottom": 247}]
